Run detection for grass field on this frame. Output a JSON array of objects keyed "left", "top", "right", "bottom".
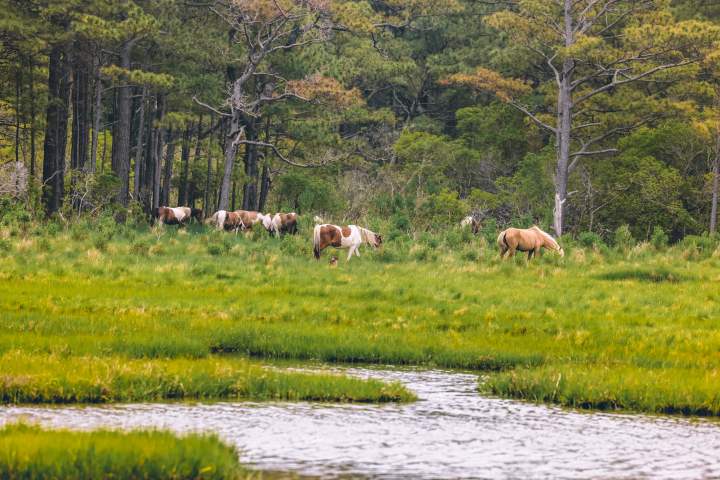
[
  {"left": 0, "top": 423, "right": 248, "bottom": 479},
  {"left": 1, "top": 219, "right": 720, "bottom": 415}
]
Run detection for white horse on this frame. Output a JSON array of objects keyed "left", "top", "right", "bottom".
[{"left": 313, "top": 224, "right": 383, "bottom": 261}]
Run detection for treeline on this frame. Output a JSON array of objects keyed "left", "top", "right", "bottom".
[{"left": 2, "top": 1, "right": 720, "bottom": 241}]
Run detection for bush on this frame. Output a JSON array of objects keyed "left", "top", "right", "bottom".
[
  {"left": 651, "top": 226, "right": 669, "bottom": 250},
  {"left": 578, "top": 231, "right": 604, "bottom": 249},
  {"left": 613, "top": 224, "right": 635, "bottom": 251},
  {"left": 0, "top": 198, "right": 32, "bottom": 227}
]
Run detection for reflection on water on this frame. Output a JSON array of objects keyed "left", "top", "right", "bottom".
[{"left": 2, "top": 367, "right": 720, "bottom": 479}]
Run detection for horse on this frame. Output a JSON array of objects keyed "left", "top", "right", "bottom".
[
  {"left": 313, "top": 224, "right": 383, "bottom": 261},
  {"left": 497, "top": 225, "right": 564, "bottom": 260},
  {"left": 233, "top": 210, "right": 268, "bottom": 231},
  {"left": 206, "top": 210, "right": 245, "bottom": 233},
  {"left": 155, "top": 206, "right": 201, "bottom": 226},
  {"left": 265, "top": 212, "right": 298, "bottom": 236},
  {"left": 460, "top": 215, "right": 481, "bottom": 234}
]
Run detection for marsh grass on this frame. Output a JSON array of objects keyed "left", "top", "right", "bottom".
[
  {"left": 2, "top": 223, "right": 720, "bottom": 415},
  {"left": 484, "top": 365, "right": 720, "bottom": 416},
  {"left": 0, "top": 352, "right": 414, "bottom": 404},
  {"left": 0, "top": 423, "right": 245, "bottom": 479}
]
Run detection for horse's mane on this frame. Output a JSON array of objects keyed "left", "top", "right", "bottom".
[
  {"left": 357, "top": 226, "right": 376, "bottom": 243},
  {"left": 531, "top": 225, "right": 559, "bottom": 248}
]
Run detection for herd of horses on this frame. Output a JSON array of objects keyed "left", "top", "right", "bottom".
[{"left": 152, "top": 207, "right": 564, "bottom": 262}]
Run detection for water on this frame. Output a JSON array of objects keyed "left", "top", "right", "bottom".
[{"left": 2, "top": 366, "right": 720, "bottom": 479}]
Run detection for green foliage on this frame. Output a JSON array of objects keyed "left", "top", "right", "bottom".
[
  {"left": 613, "top": 224, "right": 635, "bottom": 251},
  {"left": 651, "top": 226, "right": 669, "bottom": 250},
  {"left": 276, "top": 172, "right": 340, "bottom": 214},
  {"left": 578, "top": 231, "right": 605, "bottom": 249},
  {"left": 414, "top": 189, "right": 469, "bottom": 229}
]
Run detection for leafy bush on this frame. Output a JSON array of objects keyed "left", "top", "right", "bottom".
[
  {"left": 613, "top": 224, "right": 635, "bottom": 251},
  {"left": 414, "top": 189, "right": 469, "bottom": 230},
  {"left": 651, "top": 226, "right": 669, "bottom": 250},
  {"left": 578, "top": 231, "right": 604, "bottom": 249}
]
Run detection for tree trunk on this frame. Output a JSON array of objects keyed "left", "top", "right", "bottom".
[
  {"left": 553, "top": 0, "right": 574, "bottom": 237},
  {"left": 90, "top": 55, "right": 102, "bottom": 174},
  {"left": 258, "top": 161, "right": 271, "bottom": 213},
  {"left": 133, "top": 86, "right": 147, "bottom": 200},
  {"left": 178, "top": 121, "right": 191, "bottom": 205},
  {"left": 711, "top": 128, "right": 720, "bottom": 234},
  {"left": 219, "top": 116, "right": 239, "bottom": 210},
  {"left": 111, "top": 40, "right": 135, "bottom": 206},
  {"left": 204, "top": 117, "right": 214, "bottom": 213},
  {"left": 161, "top": 129, "right": 175, "bottom": 206},
  {"left": 42, "top": 44, "right": 70, "bottom": 215},
  {"left": 242, "top": 122, "right": 258, "bottom": 210},
  {"left": 70, "top": 43, "right": 90, "bottom": 174},
  {"left": 15, "top": 65, "right": 21, "bottom": 166},
  {"left": 28, "top": 55, "right": 37, "bottom": 177}
]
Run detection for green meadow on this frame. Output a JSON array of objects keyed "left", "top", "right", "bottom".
[{"left": 1, "top": 219, "right": 720, "bottom": 416}]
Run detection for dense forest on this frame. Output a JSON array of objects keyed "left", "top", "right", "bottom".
[{"left": 2, "top": 0, "right": 720, "bottom": 241}]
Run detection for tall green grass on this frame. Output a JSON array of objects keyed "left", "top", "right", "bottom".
[
  {"left": 0, "top": 423, "right": 245, "bottom": 479},
  {"left": 0, "top": 352, "right": 414, "bottom": 404},
  {"left": 2, "top": 224, "right": 720, "bottom": 414},
  {"left": 484, "top": 364, "right": 720, "bottom": 416}
]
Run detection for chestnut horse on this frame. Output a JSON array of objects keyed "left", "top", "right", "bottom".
[
  {"left": 155, "top": 206, "right": 202, "bottom": 226},
  {"left": 497, "top": 226, "right": 564, "bottom": 260},
  {"left": 313, "top": 224, "right": 382, "bottom": 261}
]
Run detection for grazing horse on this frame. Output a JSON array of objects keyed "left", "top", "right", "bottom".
[
  {"left": 234, "top": 210, "right": 268, "bottom": 231},
  {"left": 460, "top": 215, "right": 481, "bottom": 234},
  {"left": 207, "top": 210, "right": 245, "bottom": 233},
  {"left": 264, "top": 212, "right": 298, "bottom": 236},
  {"left": 155, "top": 206, "right": 200, "bottom": 226},
  {"left": 497, "top": 226, "right": 564, "bottom": 260},
  {"left": 313, "top": 224, "right": 383, "bottom": 261}
]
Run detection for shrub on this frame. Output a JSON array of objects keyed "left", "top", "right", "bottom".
[
  {"left": 613, "top": 224, "right": 635, "bottom": 251},
  {"left": 578, "top": 231, "right": 604, "bottom": 249},
  {"left": 651, "top": 226, "right": 669, "bottom": 250}
]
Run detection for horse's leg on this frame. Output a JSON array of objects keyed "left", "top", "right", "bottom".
[
  {"left": 527, "top": 250, "right": 534, "bottom": 260},
  {"left": 347, "top": 246, "right": 355, "bottom": 261},
  {"left": 355, "top": 246, "right": 360, "bottom": 257}
]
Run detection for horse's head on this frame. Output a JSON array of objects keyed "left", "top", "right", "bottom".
[
  {"left": 558, "top": 247, "right": 565, "bottom": 257},
  {"left": 372, "top": 233, "right": 383, "bottom": 248}
]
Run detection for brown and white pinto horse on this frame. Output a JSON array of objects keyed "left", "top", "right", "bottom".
[
  {"left": 235, "top": 210, "right": 268, "bottom": 231},
  {"left": 497, "top": 226, "right": 564, "bottom": 260},
  {"left": 313, "top": 224, "right": 382, "bottom": 261},
  {"left": 263, "top": 212, "right": 298, "bottom": 236},
  {"left": 155, "top": 206, "right": 203, "bottom": 226},
  {"left": 207, "top": 210, "right": 245, "bottom": 233}
]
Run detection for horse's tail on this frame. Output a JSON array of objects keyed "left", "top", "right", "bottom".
[
  {"left": 313, "top": 224, "right": 322, "bottom": 259},
  {"left": 497, "top": 230, "right": 508, "bottom": 249},
  {"left": 217, "top": 210, "right": 227, "bottom": 230}
]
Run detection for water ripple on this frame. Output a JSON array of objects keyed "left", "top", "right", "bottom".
[{"left": 1, "top": 366, "right": 719, "bottom": 479}]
